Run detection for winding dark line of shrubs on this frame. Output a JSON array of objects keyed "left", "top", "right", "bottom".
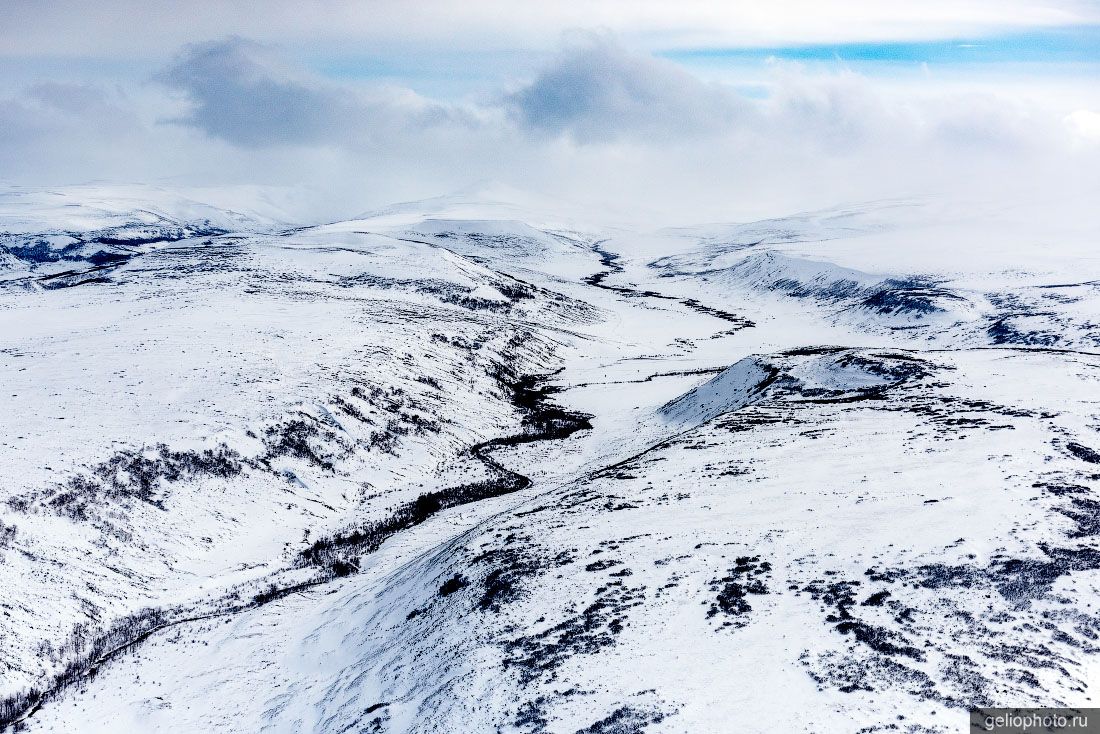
[
  {"left": 0, "top": 607, "right": 167, "bottom": 730},
  {"left": 300, "top": 368, "right": 592, "bottom": 578},
  {"left": 0, "top": 574, "right": 331, "bottom": 730}
]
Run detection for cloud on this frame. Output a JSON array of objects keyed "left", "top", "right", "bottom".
[
  {"left": 157, "top": 37, "right": 355, "bottom": 147},
  {"left": 504, "top": 34, "right": 752, "bottom": 142},
  {"left": 1, "top": 82, "right": 136, "bottom": 135},
  {"left": 1066, "top": 109, "right": 1100, "bottom": 144},
  {"left": 502, "top": 40, "right": 1060, "bottom": 157},
  {"left": 0, "top": 33, "right": 1094, "bottom": 223},
  {"left": 0, "top": 82, "right": 152, "bottom": 180},
  {"left": 2, "top": 0, "right": 1097, "bottom": 59},
  {"left": 157, "top": 37, "right": 464, "bottom": 148},
  {"left": 762, "top": 68, "right": 895, "bottom": 150}
]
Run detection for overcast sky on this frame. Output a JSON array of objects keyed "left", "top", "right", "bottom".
[{"left": 1, "top": 1, "right": 1098, "bottom": 221}]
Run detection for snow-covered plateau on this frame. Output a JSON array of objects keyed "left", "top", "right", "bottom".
[{"left": 1, "top": 184, "right": 1099, "bottom": 733}]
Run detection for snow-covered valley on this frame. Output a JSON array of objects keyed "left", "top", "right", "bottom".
[{"left": 1, "top": 185, "right": 1099, "bottom": 733}]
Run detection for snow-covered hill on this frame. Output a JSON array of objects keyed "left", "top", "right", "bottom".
[{"left": 1, "top": 188, "right": 1098, "bottom": 733}]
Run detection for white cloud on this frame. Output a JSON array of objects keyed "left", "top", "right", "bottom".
[
  {"left": 0, "top": 35, "right": 1094, "bottom": 222},
  {"left": 2, "top": 0, "right": 1097, "bottom": 59},
  {"left": 1066, "top": 109, "right": 1100, "bottom": 143},
  {"left": 0, "top": 83, "right": 150, "bottom": 180},
  {"left": 503, "top": 33, "right": 753, "bottom": 143}
]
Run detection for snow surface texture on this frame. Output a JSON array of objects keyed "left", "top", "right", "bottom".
[{"left": 1, "top": 185, "right": 1099, "bottom": 733}]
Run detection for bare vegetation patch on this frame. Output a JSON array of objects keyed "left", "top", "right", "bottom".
[{"left": 9, "top": 443, "right": 243, "bottom": 521}]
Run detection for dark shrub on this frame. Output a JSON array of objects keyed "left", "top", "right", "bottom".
[{"left": 438, "top": 574, "right": 469, "bottom": 596}]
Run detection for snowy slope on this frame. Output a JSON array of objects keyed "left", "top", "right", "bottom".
[
  {"left": 650, "top": 201, "right": 1100, "bottom": 351},
  {"left": 0, "top": 183, "right": 293, "bottom": 283},
  {"left": 2, "top": 190, "right": 1099, "bottom": 733},
  {"left": 0, "top": 186, "right": 603, "bottom": 715}
]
